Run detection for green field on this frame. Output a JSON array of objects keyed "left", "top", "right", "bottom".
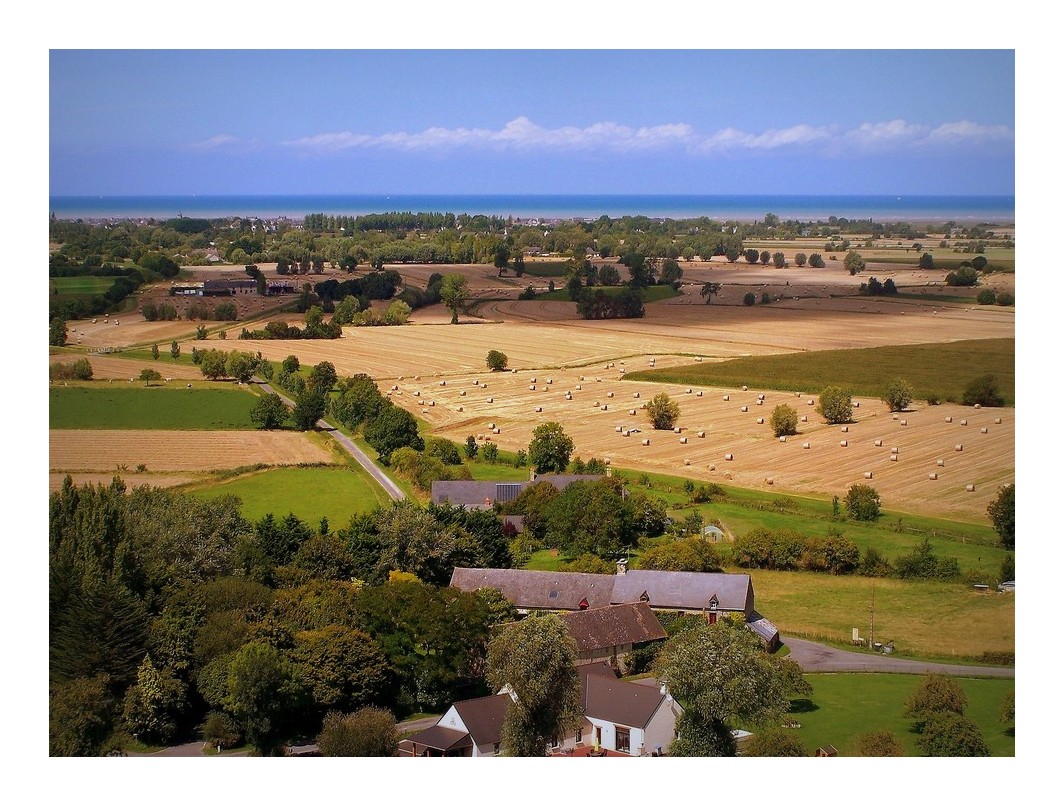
[
  {"left": 626, "top": 338, "right": 1014, "bottom": 405},
  {"left": 521, "top": 262, "right": 571, "bottom": 277},
  {"left": 50, "top": 276, "right": 118, "bottom": 295},
  {"left": 49, "top": 386, "right": 261, "bottom": 430},
  {"left": 186, "top": 465, "right": 391, "bottom": 526},
  {"left": 787, "top": 673, "right": 1014, "bottom": 756},
  {"left": 535, "top": 285, "right": 680, "bottom": 303}
]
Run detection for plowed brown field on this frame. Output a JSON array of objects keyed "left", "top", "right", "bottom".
[{"left": 50, "top": 430, "right": 336, "bottom": 472}]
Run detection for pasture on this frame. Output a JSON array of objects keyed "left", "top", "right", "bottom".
[
  {"left": 50, "top": 276, "right": 117, "bottom": 295},
  {"left": 626, "top": 338, "right": 1014, "bottom": 405},
  {"left": 747, "top": 569, "right": 1014, "bottom": 659},
  {"left": 186, "top": 465, "right": 390, "bottom": 526},
  {"left": 790, "top": 673, "right": 1014, "bottom": 756},
  {"left": 49, "top": 386, "right": 260, "bottom": 430}
]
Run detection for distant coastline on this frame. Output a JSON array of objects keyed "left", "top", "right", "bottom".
[{"left": 48, "top": 194, "right": 1016, "bottom": 224}]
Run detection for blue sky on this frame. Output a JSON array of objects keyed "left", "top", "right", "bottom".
[{"left": 49, "top": 50, "right": 1015, "bottom": 197}]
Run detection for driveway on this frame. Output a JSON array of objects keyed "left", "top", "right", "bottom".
[{"left": 784, "top": 636, "right": 1014, "bottom": 678}]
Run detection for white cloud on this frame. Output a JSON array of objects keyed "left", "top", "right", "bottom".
[
  {"left": 275, "top": 117, "right": 1013, "bottom": 157},
  {"left": 187, "top": 134, "right": 259, "bottom": 152}
]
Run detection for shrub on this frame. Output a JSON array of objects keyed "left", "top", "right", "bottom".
[
  {"left": 858, "top": 546, "right": 893, "bottom": 577},
  {"left": 50, "top": 358, "right": 94, "bottom": 381},
  {"left": 962, "top": 374, "right": 1005, "bottom": 407},
  {"left": 945, "top": 266, "right": 979, "bottom": 286},
  {"left": 486, "top": 349, "right": 508, "bottom": 372},
  {"left": 816, "top": 386, "right": 852, "bottom": 424},
  {"left": 742, "top": 728, "right": 806, "bottom": 757},
  {"left": 760, "top": 292, "right": 771, "bottom": 304},
  {"left": 976, "top": 288, "right": 997, "bottom": 305},
  {"left": 743, "top": 292, "right": 756, "bottom": 306},
  {"left": 769, "top": 404, "right": 798, "bottom": 437},
  {"left": 996, "top": 292, "right": 1014, "bottom": 306},
  {"left": 856, "top": 730, "right": 904, "bottom": 757},
  {"left": 918, "top": 252, "right": 934, "bottom": 269},
  {"left": 317, "top": 707, "right": 399, "bottom": 757},
  {"left": 894, "top": 537, "right": 960, "bottom": 580},
  {"left": 481, "top": 442, "right": 499, "bottom": 463},
  {"left": 882, "top": 378, "right": 914, "bottom": 412},
  {"left": 808, "top": 253, "right": 825, "bottom": 268},
  {"left": 916, "top": 713, "right": 990, "bottom": 756},
  {"left": 203, "top": 712, "right": 243, "bottom": 750},
  {"left": 844, "top": 484, "right": 880, "bottom": 521}
]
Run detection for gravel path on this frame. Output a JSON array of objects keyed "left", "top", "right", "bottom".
[{"left": 784, "top": 636, "right": 1014, "bottom": 678}]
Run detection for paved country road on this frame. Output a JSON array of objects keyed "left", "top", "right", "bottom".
[
  {"left": 784, "top": 636, "right": 1015, "bottom": 678},
  {"left": 255, "top": 379, "right": 404, "bottom": 501}
]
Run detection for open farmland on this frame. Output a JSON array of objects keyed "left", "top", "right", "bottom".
[
  {"left": 627, "top": 338, "right": 1014, "bottom": 404},
  {"left": 50, "top": 353, "right": 206, "bottom": 381},
  {"left": 49, "top": 430, "right": 336, "bottom": 473},
  {"left": 49, "top": 386, "right": 260, "bottom": 430}
]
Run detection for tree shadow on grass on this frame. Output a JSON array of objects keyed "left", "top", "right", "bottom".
[{"left": 790, "top": 699, "right": 819, "bottom": 714}]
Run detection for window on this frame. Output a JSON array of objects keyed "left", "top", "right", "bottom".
[
  {"left": 550, "top": 735, "right": 560, "bottom": 749},
  {"left": 493, "top": 743, "right": 501, "bottom": 756},
  {"left": 576, "top": 728, "right": 583, "bottom": 744},
  {"left": 617, "top": 728, "right": 631, "bottom": 754}
]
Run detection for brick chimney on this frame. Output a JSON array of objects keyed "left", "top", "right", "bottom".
[{"left": 616, "top": 558, "right": 628, "bottom": 575}]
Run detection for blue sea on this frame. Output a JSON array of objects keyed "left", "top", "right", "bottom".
[{"left": 48, "top": 194, "right": 1015, "bottom": 223}]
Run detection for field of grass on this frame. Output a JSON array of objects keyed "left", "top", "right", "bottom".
[
  {"left": 186, "top": 465, "right": 390, "bottom": 527},
  {"left": 747, "top": 569, "right": 1014, "bottom": 659},
  {"left": 626, "top": 338, "right": 1014, "bottom": 405},
  {"left": 535, "top": 285, "right": 680, "bottom": 303},
  {"left": 50, "top": 276, "right": 118, "bottom": 295},
  {"left": 521, "top": 262, "right": 571, "bottom": 277},
  {"left": 787, "top": 673, "right": 1014, "bottom": 756},
  {"left": 49, "top": 386, "right": 260, "bottom": 430}
]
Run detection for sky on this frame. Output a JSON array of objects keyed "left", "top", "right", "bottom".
[{"left": 49, "top": 49, "right": 1015, "bottom": 197}]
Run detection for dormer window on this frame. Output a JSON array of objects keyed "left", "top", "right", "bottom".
[
  {"left": 639, "top": 590, "right": 650, "bottom": 603},
  {"left": 578, "top": 597, "right": 589, "bottom": 610}
]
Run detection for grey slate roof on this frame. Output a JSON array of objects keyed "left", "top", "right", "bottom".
[
  {"left": 450, "top": 567, "right": 616, "bottom": 611},
  {"left": 612, "top": 570, "right": 754, "bottom": 613},
  {"left": 583, "top": 673, "right": 667, "bottom": 730},
  {"left": 449, "top": 567, "right": 754, "bottom": 615},
  {"left": 431, "top": 474, "right": 603, "bottom": 508},
  {"left": 406, "top": 724, "right": 473, "bottom": 752},
  {"left": 452, "top": 694, "right": 512, "bottom": 747},
  {"left": 558, "top": 603, "right": 666, "bottom": 652}
]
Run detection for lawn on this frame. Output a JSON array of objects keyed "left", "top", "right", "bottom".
[
  {"left": 50, "top": 276, "right": 118, "bottom": 295},
  {"left": 625, "top": 338, "right": 1014, "bottom": 405},
  {"left": 746, "top": 569, "right": 1014, "bottom": 660},
  {"left": 49, "top": 386, "right": 260, "bottom": 430},
  {"left": 787, "top": 672, "right": 1014, "bottom": 756},
  {"left": 186, "top": 465, "right": 391, "bottom": 527}
]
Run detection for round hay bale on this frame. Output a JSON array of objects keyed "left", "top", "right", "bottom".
[
  {"left": 803, "top": 442, "right": 810, "bottom": 449},
  {"left": 740, "top": 406, "right": 748, "bottom": 412},
  {"left": 742, "top": 385, "right": 748, "bottom": 391},
  {"left": 535, "top": 406, "right": 542, "bottom": 413},
  {"left": 439, "top": 380, "right": 446, "bottom": 386},
  {"left": 841, "top": 426, "right": 848, "bottom": 433},
  {"left": 457, "top": 406, "right": 464, "bottom": 412},
  {"left": 892, "top": 413, "right": 899, "bottom": 420},
  {"left": 874, "top": 439, "right": 883, "bottom": 447},
  {"left": 414, "top": 391, "right": 420, "bottom": 396},
  {"left": 779, "top": 436, "right": 787, "bottom": 443},
  {"left": 593, "top": 401, "right": 600, "bottom": 407},
  {"left": 800, "top": 415, "right": 808, "bottom": 422},
  {"left": 889, "top": 455, "right": 898, "bottom": 462},
  {"left": 697, "top": 430, "right": 706, "bottom": 438},
  {"left": 937, "top": 459, "right": 944, "bottom": 466},
  {"left": 607, "top": 392, "right": 614, "bottom": 398},
  {"left": 864, "top": 472, "right": 873, "bottom": 479},
  {"left": 489, "top": 422, "right": 496, "bottom": 429},
  {"left": 493, "top": 427, "right": 501, "bottom": 435},
  {"left": 696, "top": 391, "right": 703, "bottom": 397},
  {"left": 421, "top": 409, "right": 428, "bottom": 414},
  {"left": 680, "top": 437, "right": 688, "bottom": 444},
  {"left": 974, "top": 403, "right": 982, "bottom": 409},
  {"left": 724, "top": 453, "right": 734, "bottom": 461},
  {"left": 756, "top": 417, "right": 764, "bottom": 424},
  {"left": 995, "top": 417, "right": 1002, "bottom": 424},
  {"left": 616, "top": 426, "right": 623, "bottom": 433},
  {"left": 710, "top": 464, "right": 716, "bottom": 471},
  {"left": 529, "top": 384, "right": 536, "bottom": 391},
  {"left": 576, "top": 384, "right": 582, "bottom": 390},
  {"left": 481, "top": 383, "right": 488, "bottom": 389},
  {"left": 547, "top": 378, "right": 553, "bottom": 384},
  {"left": 757, "top": 394, "right": 765, "bottom": 401},
  {"left": 686, "top": 388, "right": 692, "bottom": 394},
  {"left": 960, "top": 419, "right": 968, "bottom": 426},
  {"left": 566, "top": 393, "right": 573, "bottom": 400},
  {"left": 723, "top": 394, "right": 730, "bottom": 401},
  {"left": 460, "top": 390, "right": 466, "bottom": 396},
  {"left": 472, "top": 380, "right": 479, "bottom": 386},
  {"left": 673, "top": 427, "right": 682, "bottom": 434},
  {"left": 765, "top": 477, "right": 774, "bottom": 485},
  {"left": 642, "top": 438, "right": 651, "bottom": 446},
  {"left": 900, "top": 419, "right": 907, "bottom": 426},
  {"left": 980, "top": 427, "right": 989, "bottom": 434},
  {"left": 756, "top": 399, "right": 763, "bottom": 406},
  {"left": 929, "top": 472, "right": 938, "bottom": 480},
  {"left": 890, "top": 446, "right": 899, "bottom": 454},
  {"left": 530, "top": 377, "right": 536, "bottom": 383},
  {"left": 807, "top": 399, "right": 815, "bottom": 406},
  {"left": 684, "top": 459, "right": 691, "bottom": 466},
  {"left": 629, "top": 409, "right": 637, "bottom": 415},
  {"left": 840, "top": 440, "right": 848, "bottom": 447},
  {"left": 430, "top": 401, "right": 436, "bottom": 407},
  {"left": 487, "top": 397, "right": 493, "bottom": 403},
  {"left": 955, "top": 444, "right": 963, "bottom": 451},
  {"left": 511, "top": 368, "right": 518, "bottom": 373},
  {"left": 966, "top": 484, "right": 976, "bottom": 492},
  {"left": 580, "top": 376, "right": 586, "bottom": 381},
  {"left": 945, "top": 416, "right": 953, "bottom": 423},
  {"left": 601, "top": 404, "right": 608, "bottom": 411},
  {"left": 633, "top": 392, "right": 640, "bottom": 398},
  {"left": 853, "top": 401, "right": 860, "bottom": 408}
]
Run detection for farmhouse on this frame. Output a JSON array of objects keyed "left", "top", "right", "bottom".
[
  {"left": 450, "top": 564, "right": 780, "bottom": 649},
  {"left": 431, "top": 472, "right": 602, "bottom": 510},
  {"left": 557, "top": 602, "right": 667, "bottom": 669},
  {"left": 399, "top": 662, "right": 683, "bottom": 757}
]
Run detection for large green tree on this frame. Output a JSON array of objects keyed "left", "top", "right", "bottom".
[
  {"left": 487, "top": 615, "right": 582, "bottom": 757},
  {"left": 223, "top": 642, "right": 307, "bottom": 756},
  {"left": 439, "top": 273, "right": 469, "bottom": 323},
  {"left": 816, "top": 386, "right": 853, "bottom": 424},
  {"left": 317, "top": 707, "right": 399, "bottom": 757},
  {"left": 986, "top": 483, "right": 1015, "bottom": 550},
  {"left": 654, "top": 618, "right": 790, "bottom": 757},
  {"left": 527, "top": 421, "right": 574, "bottom": 474},
  {"left": 646, "top": 392, "right": 680, "bottom": 430},
  {"left": 364, "top": 405, "right": 424, "bottom": 464},
  {"left": 250, "top": 393, "right": 289, "bottom": 430},
  {"left": 905, "top": 673, "right": 968, "bottom": 734}
]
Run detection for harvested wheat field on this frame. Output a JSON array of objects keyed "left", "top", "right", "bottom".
[
  {"left": 53, "top": 354, "right": 205, "bottom": 380},
  {"left": 49, "top": 472, "right": 202, "bottom": 492},
  {"left": 50, "top": 430, "right": 336, "bottom": 473}
]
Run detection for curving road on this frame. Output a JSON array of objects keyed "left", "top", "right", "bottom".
[
  {"left": 784, "top": 636, "right": 1014, "bottom": 678},
  {"left": 254, "top": 379, "right": 404, "bottom": 502}
]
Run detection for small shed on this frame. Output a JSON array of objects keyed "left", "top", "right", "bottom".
[
  {"left": 702, "top": 525, "right": 726, "bottom": 542},
  {"left": 816, "top": 745, "right": 838, "bottom": 757}
]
